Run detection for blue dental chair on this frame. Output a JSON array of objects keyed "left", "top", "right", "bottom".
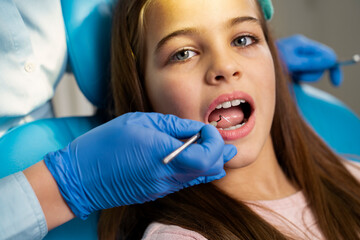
[{"left": 0, "top": 0, "right": 359, "bottom": 239}]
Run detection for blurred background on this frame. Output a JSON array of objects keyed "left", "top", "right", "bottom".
[
  {"left": 52, "top": 0, "right": 360, "bottom": 117},
  {"left": 270, "top": 0, "right": 360, "bottom": 115}
]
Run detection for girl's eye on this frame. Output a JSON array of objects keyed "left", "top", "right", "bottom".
[
  {"left": 170, "top": 49, "right": 197, "bottom": 62},
  {"left": 232, "top": 35, "right": 257, "bottom": 47}
]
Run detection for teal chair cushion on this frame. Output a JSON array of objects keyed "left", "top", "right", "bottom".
[
  {"left": 293, "top": 84, "right": 360, "bottom": 160},
  {"left": 0, "top": 117, "right": 102, "bottom": 177},
  {"left": 61, "top": 0, "right": 113, "bottom": 108}
]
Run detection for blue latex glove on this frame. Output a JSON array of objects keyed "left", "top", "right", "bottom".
[
  {"left": 44, "top": 112, "right": 236, "bottom": 219},
  {"left": 276, "top": 34, "right": 343, "bottom": 86}
]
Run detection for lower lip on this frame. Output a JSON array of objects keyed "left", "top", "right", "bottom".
[{"left": 216, "top": 111, "right": 255, "bottom": 141}]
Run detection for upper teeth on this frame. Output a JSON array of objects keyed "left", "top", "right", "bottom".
[{"left": 215, "top": 99, "right": 246, "bottom": 109}]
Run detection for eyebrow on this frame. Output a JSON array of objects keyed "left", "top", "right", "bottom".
[
  {"left": 154, "top": 16, "right": 260, "bottom": 54},
  {"left": 229, "top": 16, "right": 259, "bottom": 27},
  {"left": 155, "top": 28, "right": 200, "bottom": 54}
]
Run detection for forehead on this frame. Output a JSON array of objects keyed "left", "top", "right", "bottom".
[{"left": 145, "top": 0, "right": 260, "bottom": 34}]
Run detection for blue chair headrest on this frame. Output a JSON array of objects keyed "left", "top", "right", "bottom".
[{"left": 61, "top": 0, "right": 114, "bottom": 108}]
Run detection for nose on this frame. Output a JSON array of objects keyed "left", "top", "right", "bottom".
[{"left": 205, "top": 50, "right": 241, "bottom": 85}]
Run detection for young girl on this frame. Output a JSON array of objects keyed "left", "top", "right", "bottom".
[{"left": 98, "top": 0, "right": 360, "bottom": 239}]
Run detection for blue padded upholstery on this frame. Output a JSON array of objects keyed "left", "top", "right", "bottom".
[
  {"left": 293, "top": 84, "right": 360, "bottom": 159},
  {"left": 0, "top": 117, "right": 101, "bottom": 178},
  {"left": 61, "top": 0, "right": 113, "bottom": 108}
]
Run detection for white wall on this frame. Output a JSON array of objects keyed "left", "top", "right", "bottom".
[{"left": 52, "top": 73, "right": 95, "bottom": 117}]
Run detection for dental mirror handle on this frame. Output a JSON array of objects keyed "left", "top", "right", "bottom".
[
  {"left": 162, "top": 120, "right": 219, "bottom": 165},
  {"left": 337, "top": 54, "right": 360, "bottom": 66},
  {"left": 163, "top": 132, "right": 201, "bottom": 164}
]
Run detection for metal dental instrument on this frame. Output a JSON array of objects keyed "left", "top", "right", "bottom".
[
  {"left": 163, "top": 132, "right": 201, "bottom": 164},
  {"left": 163, "top": 116, "right": 222, "bottom": 164},
  {"left": 337, "top": 54, "right": 360, "bottom": 66}
]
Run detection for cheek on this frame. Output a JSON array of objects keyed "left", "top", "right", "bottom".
[
  {"left": 256, "top": 53, "right": 276, "bottom": 110},
  {"left": 257, "top": 59, "right": 276, "bottom": 133},
  {"left": 264, "top": 59, "right": 276, "bottom": 112},
  {"left": 145, "top": 72, "right": 200, "bottom": 118}
]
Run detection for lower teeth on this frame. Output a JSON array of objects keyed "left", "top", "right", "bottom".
[{"left": 219, "top": 122, "right": 245, "bottom": 130}]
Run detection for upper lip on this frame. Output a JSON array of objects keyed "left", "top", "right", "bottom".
[{"left": 204, "top": 91, "right": 255, "bottom": 124}]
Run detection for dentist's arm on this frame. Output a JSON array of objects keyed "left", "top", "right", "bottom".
[
  {"left": 23, "top": 160, "right": 75, "bottom": 230},
  {"left": 27, "top": 113, "right": 236, "bottom": 230}
]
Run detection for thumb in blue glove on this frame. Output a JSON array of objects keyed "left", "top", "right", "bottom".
[
  {"left": 276, "top": 34, "right": 343, "bottom": 86},
  {"left": 44, "top": 112, "right": 237, "bottom": 220}
]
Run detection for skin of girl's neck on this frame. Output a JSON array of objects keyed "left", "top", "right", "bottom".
[{"left": 213, "top": 135, "right": 298, "bottom": 201}]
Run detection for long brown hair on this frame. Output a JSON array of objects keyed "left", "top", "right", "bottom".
[{"left": 99, "top": 0, "right": 360, "bottom": 239}]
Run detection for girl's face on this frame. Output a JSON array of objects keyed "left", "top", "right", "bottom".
[{"left": 144, "top": 0, "right": 276, "bottom": 168}]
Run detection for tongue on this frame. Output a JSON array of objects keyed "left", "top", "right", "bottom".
[{"left": 208, "top": 107, "right": 244, "bottom": 128}]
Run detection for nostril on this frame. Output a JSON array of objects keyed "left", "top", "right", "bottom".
[
  {"left": 213, "top": 71, "right": 240, "bottom": 81},
  {"left": 215, "top": 75, "right": 223, "bottom": 81},
  {"left": 233, "top": 71, "right": 240, "bottom": 77}
]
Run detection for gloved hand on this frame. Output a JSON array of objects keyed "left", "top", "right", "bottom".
[
  {"left": 44, "top": 112, "right": 236, "bottom": 219},
  {"left": 276, "top": 34, "right": 343, "bottom": 86}
]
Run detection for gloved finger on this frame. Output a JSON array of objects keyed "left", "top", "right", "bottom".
[
  {"left": 183, "top": 169, "right": 226, "bottom": 187},
  {"left": 329, "top": 65, "right": 343, "bottom": 87},
  {"left": 172, "top": 124, "right": 224, "bottom": 173},
  {"left": 155, "top": 114, "right": 205, "bottom": 139},
  {"left": 223, "top": 144, "right": 237, "bottom": 163},
  {"left": 293, "top": 71, "right": 325, "bottom": 82},
  {"left": 290, "top": 52, "right": 336, "bottom": 72},
  {"left": 174, "top": 144, "right": 237, "bottom": 177},
  {"left": 199, "top": 145, "right": 236, "bottom": 176},
  {"left": 120, "top": 112, "right": 204, "bottom": 139},
  {"left": 278, "top": 35, "right": 337, "bottom": 72},
  {"left": 171, "top": 143, "right": 234, "bottom": 182}
]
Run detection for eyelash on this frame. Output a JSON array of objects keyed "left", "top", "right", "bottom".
[
  {"left": 168, "top": 34, "right": 260, "bottom": 64},
  {"left": 232, "top": 34, "right": 259, "bottom": 48},
  {"left": 169, "top": 48, "right": 198, "bottom": 63}
]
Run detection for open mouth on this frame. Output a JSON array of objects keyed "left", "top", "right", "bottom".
[
  {"left": 208, "top": 99, "right": 252, "bottom": 130},
  {"left": 205, "top": 92, "right": 255, "bottom": 140}
]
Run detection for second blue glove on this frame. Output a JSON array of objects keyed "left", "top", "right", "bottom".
[{"left": 276, "top": 34, "right": 343, "bottom": 86}]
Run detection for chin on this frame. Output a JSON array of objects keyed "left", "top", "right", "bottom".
[{"left": 223, "top": 152, "right": 257, "bottom": 169}]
